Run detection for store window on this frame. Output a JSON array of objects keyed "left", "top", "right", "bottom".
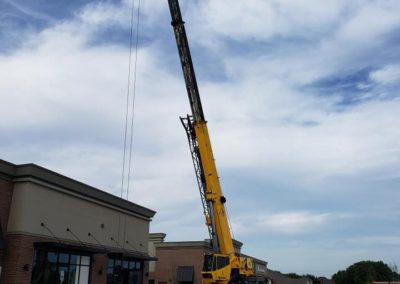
[
  {"left": 31, "top": 248, "right": 91, "bottom": 284},
  {"left": 107, "top": 256, "right": 142, "bottom": 284}
]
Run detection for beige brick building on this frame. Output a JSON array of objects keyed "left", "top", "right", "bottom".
[{"left": 0, "top": 159, "right": 156, "bottom": 284}]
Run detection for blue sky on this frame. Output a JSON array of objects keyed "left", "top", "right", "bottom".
[{"left": 1, "top": 0, "right": 400, "bottom": 277}]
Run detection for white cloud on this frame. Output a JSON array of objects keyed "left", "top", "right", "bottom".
[
  {"left": 202, "top": 77, "right": 400, "bottom": 185},
  {"left": 231, "top": 211, "right": 331, "bottom": 235},
  {"left": 189, "top": 1, "right": 400, "bottom": 88},
  {"left": 2, "top": 0, "right": 55, "bottom": 23},
  {"left": 191, "top": 0, "right": 347, "bottom": 42},
  {"left": 258, "top": 211, "right": 330, "bottom": 233},
  {"left": 344, "top": 235, "right": 400, "bottom": 246},
  {"left": 77, "top": 2, "right": 131, "bottom": 28},
  {"left": 370, "top": 64, "right": 400, "bottom": 85}
]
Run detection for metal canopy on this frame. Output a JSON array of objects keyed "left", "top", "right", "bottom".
[
  {"left": 108, "top": 251, "right": 157, "bottom": 261},
  {"left": 33, "top": 242, "right": 157, "bottom": 261},
  {"left": 0, "top": 224, "right": 4, "bottom": 249},
  {"left": 34, "top": 242, "right": 106, "bottom": 254}
]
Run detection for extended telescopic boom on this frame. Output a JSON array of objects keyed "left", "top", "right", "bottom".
[
  {"left": 168, "top": 1, "right": 261, "bottom": 284},
  {"left": 168, "top": 0, "right": 235, "bottom": 257},
  {"left": 168, "top": 0, "right": 205, "bottom": 122}
]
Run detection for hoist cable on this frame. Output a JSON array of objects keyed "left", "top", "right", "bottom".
[
  {"left": 120, "top": 0, "right": 137, "bottom": 199},
  {"left": 119, "top": 0, "right": 137, "bottom": 245},
  {"left": 126, "top": 0, "right": 142, "bottom": 201},
  {"left": 225, "top": 204, "right": 237, "bottom": 253},
  {"left": 121, "top": 0, "right": 142, "bottom": 248}
]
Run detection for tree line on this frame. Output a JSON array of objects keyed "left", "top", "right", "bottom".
[{"left": 283, "top": 260, "right": 400, "bottom": 284}]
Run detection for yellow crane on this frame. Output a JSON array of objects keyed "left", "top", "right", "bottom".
[{"left": 167, "top": 1, "right": 264, "bottom": 284}]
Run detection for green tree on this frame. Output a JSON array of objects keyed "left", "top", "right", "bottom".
[
  {"left": 285, "top": 272, "right": 302, "bottom": 279},
  {"left": 285, "top": 273, "right": 318, "bottom": 282},
  {"left": 332, "top": 260, "right": 400, "bottom": 284}
]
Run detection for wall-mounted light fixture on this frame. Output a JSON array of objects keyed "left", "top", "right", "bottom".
[{"left": 23, "top": 264, "right": 29, "bottom": 271}]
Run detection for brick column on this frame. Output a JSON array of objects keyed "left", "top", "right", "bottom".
[
  {"left": 0, "top": 234, "right": 38, "bottom": 284},
  {"left": 0, "top": 178, "right": 14, "bottom": 283},
  {"left": 91, "top": 253, "right": 108, "bottom": 284}
]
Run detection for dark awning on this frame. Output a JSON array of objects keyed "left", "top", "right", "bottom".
[
  {"left": 34, "top": 242, "right": 106, "bottom": 254},
  {"left": 176, "top": 266, "right": 194, "bottom": 282},
  {"left": 33, "top": 242, "right": 157, "bottom": 261},
  {"left": 108, "top": 251, "right": 157, "bottom": 261},
  {"left": 0, "top": 225, "right": 4, "bottom": 249}
]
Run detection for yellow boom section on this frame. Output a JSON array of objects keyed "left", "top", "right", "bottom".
[{"left": 194, "top": 121, "right": 235, "bottom": 256}]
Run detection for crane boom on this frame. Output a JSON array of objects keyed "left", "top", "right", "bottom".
[
  {"left": 168, "top": 0, "right": 234, "bottom": 256},
  {"left": 168, "top": 1, "right": 261, "bottom": 284},
  {"left": 168, "top": 0, "right": 204, "bottom": 122}
]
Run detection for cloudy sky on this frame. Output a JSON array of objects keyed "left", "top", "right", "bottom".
[{"left": 1, "top": 0, "right": 400, "bottom": 277}]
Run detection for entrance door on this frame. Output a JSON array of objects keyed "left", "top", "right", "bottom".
[{"left": 107, "top": 257, "right": 143, "bottom": 284}]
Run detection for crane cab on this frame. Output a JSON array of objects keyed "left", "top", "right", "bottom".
[{"left": 201, "top": 254, "right": 231, "bottom": 284}]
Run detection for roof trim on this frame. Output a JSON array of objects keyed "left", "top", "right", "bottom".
[
  {"left": 0, "top": 159, "right": 155, "bottom": 219},
  {"left": 155, "top": 240, "right": 212, "bottom": 249}
]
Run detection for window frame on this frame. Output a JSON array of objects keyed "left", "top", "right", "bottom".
[
  {"left": 106, "top": 255, "right": 144, "bottom": 284},
  {"left": 31, "top": 247, "right": 92, "bottom": 284}
]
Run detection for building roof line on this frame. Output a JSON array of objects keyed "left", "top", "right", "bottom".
[{"left": 0, "top": 159, "right": 156, "bottom": 219}]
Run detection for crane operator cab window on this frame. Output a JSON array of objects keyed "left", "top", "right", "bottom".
[
  {"left": 203, "top": 255, "right": 213, "bottom": 272},
  {"left": 203, "top": 254, "right": 230, "bottom": 272}
]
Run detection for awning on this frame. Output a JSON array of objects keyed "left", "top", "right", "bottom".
[
  {"left": 176, "top": 266, "right": 194, "bottom": 282},
  {"left": 34, "top": 242, "right": 106, "bottom": 254},
  {"left": 0, "top": 225, "right": 4, "bottom": 249},
  {"left": 33, "top": 242, "right": 157, "bottom": 261},
  {"left": 108, "top": 251, "right": 157, "bottom": 261}
]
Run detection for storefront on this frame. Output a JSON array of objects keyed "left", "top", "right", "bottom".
[{"left": 31, "top": 244, "right": 93, "bottom": 284}]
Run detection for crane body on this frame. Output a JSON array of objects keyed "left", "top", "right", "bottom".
[{"left": 167, "top": 1, "right": 263, "bottom": 284}]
